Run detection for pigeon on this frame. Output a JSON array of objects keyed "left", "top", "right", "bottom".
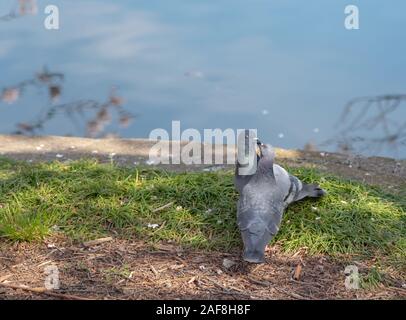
[{"left": 235, "top": 133, "right": 326, "bottom": 263}]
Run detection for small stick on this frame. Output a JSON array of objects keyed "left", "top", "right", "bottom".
[
  {"left": 247, "top": 276, "right": 310, "bottom": 300},
  {"left": 152, "top": 202, "right": 174, "bottom": 213},
  {"left": 0, "top": 282, "right": 92, "bottom": 300},
  {"left": 290, "top": 279, "right": 324, "bottom": 288},
  {"left": 206, "top": 278, "right": 247, "bottom": 295},
  {"left": 37, "top": 260, "right": 53, "bottom": 268},
  {"left": 293, "top": 263, "right": 303, "bottom": 281},
  {"left": 0, "top": 275, "right": 13, "bottom": 282},
  {"left": 387, "top": 286, "right": 406, "bottom": 294},
  {"left": 247, "top": 276, "right": 271, "bottom": 287},
  {"left": 150, "top": 265, "right": 159, "bottom": 277},
  {"left": 273, "top": 287, "right": 309, "bottom": 300},
  {"left": 83, "top": 237, "right": 113, "bottom": 247}
]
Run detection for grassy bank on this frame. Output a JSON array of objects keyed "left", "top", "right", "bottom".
[{"left": 0, "top": 157, "right": 404, "bottom": 271}]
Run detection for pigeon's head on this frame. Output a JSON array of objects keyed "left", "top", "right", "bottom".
[
  {"left": 240, "top": 221, "right": 269, "bottom": 263},
  {"left": 254, "top": 138, "right": 262, "bottom": 158},
  {"left": 255, "top": 141, "right": 275, "bottom": 164}
]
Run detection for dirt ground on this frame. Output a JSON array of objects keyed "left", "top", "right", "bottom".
[
  {"left": 0, "top": 135, "right": 405, "bottom": 300},
  {"left": 1, "top": 237, "right": 405, "bottom": 300}
]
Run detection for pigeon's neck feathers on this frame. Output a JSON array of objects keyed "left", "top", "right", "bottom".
[{"left": 256, "top": 152, "right": 275, "bottom": 180}]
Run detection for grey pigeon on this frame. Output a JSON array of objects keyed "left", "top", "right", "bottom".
[{"left": 235, "top": 136, "right": 326, "bottom": 263}]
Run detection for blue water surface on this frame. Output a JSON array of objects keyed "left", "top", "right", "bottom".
[{"left": 0, "top": 0, "right": 405, "bottom": 157}]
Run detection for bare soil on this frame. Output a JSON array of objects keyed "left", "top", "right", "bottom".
[{"left": 1, "top": 237, "right": 405, "bottom": 300}]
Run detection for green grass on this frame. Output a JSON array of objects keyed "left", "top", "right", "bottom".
[
  {"left": 0, "top": 157, "right": 404, "bottom": 271},
  {"left": 361, "top": 267, "right": 385, "bottom": 289}
]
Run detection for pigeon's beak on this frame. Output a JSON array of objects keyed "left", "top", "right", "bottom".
[
  {"left": 255, "top": 145, "right": 261, "bottom": 158},
  {"left": 254, "top": 138, "right": 263, "bottom": 158}
]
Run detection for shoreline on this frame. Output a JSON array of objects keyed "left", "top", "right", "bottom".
[{"left": 0, "top": 134, "right": 405, "bottom": 193}]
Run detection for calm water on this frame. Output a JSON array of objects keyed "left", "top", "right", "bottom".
[{"left": 1, "top": 0, "right": 405, "bottom": 158}]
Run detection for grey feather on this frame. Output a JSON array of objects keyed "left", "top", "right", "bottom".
[{"left": 235, "top": 142, "right": 326, "bottom": 263}]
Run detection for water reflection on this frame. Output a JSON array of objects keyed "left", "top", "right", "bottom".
[
  {"left": 1, "top": 68, "right": 135, "bottom": 138},
  {"left": 0, "top": 0, "right": 37, "bottom": 21},
  {"left": 1, "top": 0, "right": 406, "bottom": 158},
  {"left": 1, "top": 67, "right": 63, "bottom": 105},
  {"left": 4, "top": 67, "right": 405, "bottom": 155},
  {"left": 325, "top": 95, "right": 406, "bottom": 156}
]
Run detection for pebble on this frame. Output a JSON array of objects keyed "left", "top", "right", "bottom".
[
  {"left": 222, "top": 258, "right": 237, "bottom": 269},
  {"left": 147, "top": 223, "right": 159, "bottom": 229}
]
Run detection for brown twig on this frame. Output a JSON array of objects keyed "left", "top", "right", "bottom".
[
  {"left": 293, "top": 263, "right": 303, "bottom": 281},
  {"left": 387, "top": 286, "right": 406, "bottom": 295},
  {"left": 247, "top": 276, "right": 310, "bottom": 300},
  {"left": 205, "top": 278, "right": 252, "bottom": 299},
  {"left": 273, "top": 286, "right": 310, "bottom": 300},
  {"left": 83, "top": 237, "right": 113, "bottom": 248},
  {"left": 0, "top": 282, "right": 92, "bottom": 300},
  {"left": 152, "top": 202, "right": 174, "bottom": 213},
  {"left": 0, "top": 275, "right": 13, "bottom": 282}
]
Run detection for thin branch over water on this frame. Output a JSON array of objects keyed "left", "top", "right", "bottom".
[
  {"left": 324, "top": 94, "right": 406, "bottom": 156},
  {"left": 1, "top": 67, "right": 136, "bottom": 138}
]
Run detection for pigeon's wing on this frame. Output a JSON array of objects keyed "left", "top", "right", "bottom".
[
  {"left": 271, "top": 164, "right": 298, "bottom": 205},
  {"left": 272, "top": 164, "right": 326, "bottom": 205},
  {"left": 279, "top": 173, "right": 327, "bottom": 203},
  {"left": 284, "top": 175, "right": 303, "bottom": 204}
]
